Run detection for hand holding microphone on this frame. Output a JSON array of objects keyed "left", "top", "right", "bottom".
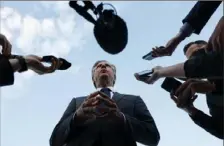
[
  {"left": 42, "top": 55, "right": 71, "bottom": 71},
  {"left": 10, "top": 54, "right": 71, "bottom": 75}
]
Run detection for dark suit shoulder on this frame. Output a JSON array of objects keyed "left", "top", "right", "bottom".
[
  {"left": 72, "top": 96, "right": 87, "bottom": 109},
  {"left": 118, "top": 93, "right": 141, "bottom": 101},
  {"left": 123, "top": 94, "right": 140, "bottom": 98},
  {"left": 74, "top": 96, "right": 87, "bottom": 100}
]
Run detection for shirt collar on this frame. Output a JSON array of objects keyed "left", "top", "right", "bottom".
[{"left": 97, "top": 86, "right": 114, "bottom": 92}]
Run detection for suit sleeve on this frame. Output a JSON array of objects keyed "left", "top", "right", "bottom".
[
  {"left": 124, "top": 96, "right": 160, "bottom": 146},
  {"left": 190, "top": 110, "right": 223, "bottom": 139},
  {"left": 184, "top": 52, "right": 223, "bottom": 79},
  {"left": 50, "top": 98, "right": 83, "bottom": 146},
  {"left": 182, "top": 1, "right": 222, "bottom": 34},
  {"left": 0, "top": 55, "right": 14, "bottom": 87}
]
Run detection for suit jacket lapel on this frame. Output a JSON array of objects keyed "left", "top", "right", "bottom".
[{"left": 112, "top": 92, "right": 125, "bottom": 104}]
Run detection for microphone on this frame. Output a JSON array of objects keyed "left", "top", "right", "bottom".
[
  {"left": 42, "top": 55, "right": 72, "bottom": 70},
  {"left": 69, "top": 1, "right": 128, "bottom": 55}
]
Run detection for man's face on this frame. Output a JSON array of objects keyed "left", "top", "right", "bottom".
[
  {"left": 93, "top": 61, "right": 115, "bottom": 84},
  {"left": 185, "top": 43, "right": 207, "bottom": 59}
]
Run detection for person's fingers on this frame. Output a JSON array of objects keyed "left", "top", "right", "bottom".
[
  {"left": 2, "top": 38, "right": 11, "bottom": 56},
  {"left": 152, "top": 47, "right": 163, "bottom": 56},
  {"left": 3, "top": 40, "right": 11, "bottom": 56},
  {"left": 82, "top": 106, "right": 97, "bottom": 114},
  {"left": 87, "top": 91, "right": 100, "bottom": 99},
  {"left": 134, "top": 73, "right": 140, "bottom": 80},
  {"left": 98, "top": 91, "right": 109, "bottom": 98},
  {"left": 35, "top": 61, "right": 51, "bottom": 74},
  {"left": 0, "top": 36, "right": 6, "bottom": 52},
  {"left": 28, "top": 56, "right": 55, "bottom": 74},
  {"left": 98, "top": 91, "right": 112, "bottom": 100},
  {"left": 45, "top": 57, "right": 59, "bottom": 73},
  {"left": 206, "top": 40, "right": 213, "bottom": 52},
  {"left": 96, "top": 106, "right": 118, "bottom": 116},
  {"left": 158, "top": 46, "right": 165, "bottom": 50},
  {"left": 146, "top": 74, "right": 156, "bottom": 84},
  {"left": 144, "top": 69, "right": 157, "bottom": 84},
  {"left": 106, "top": 108, "right": 120, "bottom": 117},
  {"left": 134, "top": 73, "right": 150, "bottom": 84},
  {"left": 170, "top": 92, "right": 178, "bottom": 104},
  {"left": 96, "top": 96, "right": 116, "bottom": 108},
  {"left": 191, "top": 95, "right": 198, "bottom": 102},
  {"left": 103, "top": 101, "right": 117, "bottom": 108},
  {"left": 175, "top": 81, "right": 191, "bottom": 96},
  {"left": 36, "top": 55, "right": 58, "bottom": 73},
  {"left": 151, "top": 52, "right": 157, "bottom": 57},
  {"left": 83, "top": 98, "right": 99, "bottom": 107},
  {"left": 33, "top": 55, "right": 43, "bottom": 61},
  {"left": 57, "top": 60, "right": 64, "bottom": 68},
  {"left": 92, "top": 100, "right": 99, "bottom": 105},
  {"left": 151, "top": 46, "right": 170, "bottom": 57}
]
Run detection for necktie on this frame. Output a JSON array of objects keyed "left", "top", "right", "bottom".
[
  {"left": 100, "top": 88, "right": 111, "bottom": 98},
  {"left": 92, "top": 88, "right": 111, "bottom": 146},
  {"left": 95, "top": 88, "right": 111, "bottom": 116}
]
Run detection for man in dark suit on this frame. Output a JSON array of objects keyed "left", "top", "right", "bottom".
[
  {"left": 151, "top": 1, "right": 222, "bottom": 57},
  {"left": 49, "top": 60, "right": 160, "bottom": 146}
]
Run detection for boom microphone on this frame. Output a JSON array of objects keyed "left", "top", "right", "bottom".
[{"left": 69, "top": 1, "right": 128, "bottom": 55}]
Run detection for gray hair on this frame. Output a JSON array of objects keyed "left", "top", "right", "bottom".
[{"left": 92, "top": 60, "right": 116, "bottom": 88}]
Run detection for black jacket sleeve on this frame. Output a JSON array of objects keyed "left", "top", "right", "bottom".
[
  {"left": 182, "top": 1, "right": 222, "bottom": 34},
  {"left": 0, "top": 55, "right": 14, "bottom": 87},
  {"left": 184, "top": 52, "right": 223, "bottom": 79},
  {"left": 50, "top": 98, "right": 82, "bottom": 146},
  {"left": 190, "top": 110, "right": 223, "bottom": 139},
  {"left": 124, "top": 96, "right": 160, "bottom": 146}
]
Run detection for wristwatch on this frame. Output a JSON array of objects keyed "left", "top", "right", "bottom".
[{"left": 16, "top": 56, "right": 28, "bottom": 73}]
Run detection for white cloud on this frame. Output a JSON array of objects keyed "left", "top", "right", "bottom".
[
  {"left": 0, "top": 1, "right": 93, "bottom": 99},
  {"left": 0, "top": 7, "right": 22, "bottom": 41}
]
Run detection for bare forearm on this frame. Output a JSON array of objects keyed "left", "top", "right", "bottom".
[
  {"left": 191, "top": 82, "right": 216, "bottom": 94},
  {"left": 179, "top": 22, "right": 195, "bottom": 38},
  {"left": 160, "top": 63, "right": 186, "bottom": 78},
  {"left": 171, "top": 22, "right": 195, "bottom": 49}
]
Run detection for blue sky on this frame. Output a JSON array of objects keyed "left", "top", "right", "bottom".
[{"left": 0, "top": 1, "right": 223, "bottom": 146}]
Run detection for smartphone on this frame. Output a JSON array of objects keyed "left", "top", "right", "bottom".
[
  {"left": 135, "top": 70, "right": 153, "bottom": 81},
  {"left": 142, "top": 46, "right": 165, "bottom": 61},
  {"left": 142, "top": 52, "right": 155, "bottom": 61},
  {"left": 161, "top": 77, "right": 182, "bottom": 93}
]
